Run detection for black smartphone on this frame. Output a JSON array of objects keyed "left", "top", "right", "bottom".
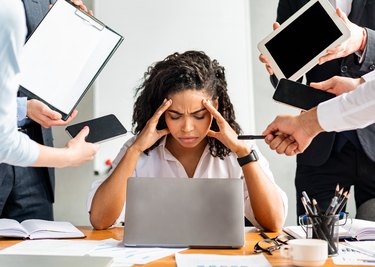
[
  {"left": 65, "top": 114, "right": 127, "bottom": 143},
  {"left": 273, "top": 78, "right": 335, "bottom": 110}
]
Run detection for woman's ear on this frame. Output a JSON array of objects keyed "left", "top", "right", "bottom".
[{"left": 213, "top": 98, "right": 219, "bottom": 110}]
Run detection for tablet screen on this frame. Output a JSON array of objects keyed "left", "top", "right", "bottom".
[{"left": 259, "top": 0, "right": 347, "bottom": 80}]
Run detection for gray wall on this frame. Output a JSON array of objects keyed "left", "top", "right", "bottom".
[{"left": 53, "top": 0, "right": 355, "bottom": 226}]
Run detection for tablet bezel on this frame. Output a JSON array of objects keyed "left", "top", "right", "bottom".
[{"left": 257, "top": 0, "right": 350, "bottom": 81}]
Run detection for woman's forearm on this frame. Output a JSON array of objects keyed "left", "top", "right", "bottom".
[{"left": 90, "top": 146, "right": 142, "bottom": 229}]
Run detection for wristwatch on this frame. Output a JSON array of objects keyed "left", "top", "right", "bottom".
[{"left": 237, "top": 150, "right": 258, "bottom": 167}]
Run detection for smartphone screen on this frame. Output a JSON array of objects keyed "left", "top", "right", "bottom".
[
  {"left": 273, "top": 78, "right": 335, "bottom": 110},
  {"left": 65, "top": 114, "right": 127, "bottom": 143}
]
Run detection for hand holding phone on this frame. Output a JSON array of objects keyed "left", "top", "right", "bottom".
[
  {"left": 273, "top": 78, "right": 335, "bottom": 110},
  {"left": 66, "top": 114, "right": 127, "bottom": 143}
]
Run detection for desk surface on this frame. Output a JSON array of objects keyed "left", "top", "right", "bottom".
[{"left": 0, "top": 226, "right": 352, "bottom": 266}]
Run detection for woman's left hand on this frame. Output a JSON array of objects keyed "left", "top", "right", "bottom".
[{"left": 202, "top": 99, "right": 246, "bottom": 155}]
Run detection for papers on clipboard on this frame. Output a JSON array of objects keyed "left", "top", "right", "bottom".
[{"left": 19, "top": 0, "right": 123, "bottom": 120}]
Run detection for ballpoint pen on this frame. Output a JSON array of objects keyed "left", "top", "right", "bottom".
[{"left": 238, "top": 135, "right": 265, "bottom": 140}]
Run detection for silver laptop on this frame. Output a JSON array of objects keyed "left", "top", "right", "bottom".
[{"left": 123, "top": 177, "right": 245, "bottom": 248}]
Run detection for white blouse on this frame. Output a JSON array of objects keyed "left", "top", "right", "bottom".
[{"left": 88, "top": 136, "right": 288, "bottom": 229}]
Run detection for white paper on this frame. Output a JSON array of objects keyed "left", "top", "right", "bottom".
[
  {"left": 333, "top": 244, "right": 375, "bottom": 265},
  {"left": 0, "top": 238, "right": 186, "bottom": 265},
  {"left": 89, "top": 239, "right": 186, "bottom": 265},
  {"left": 19, "top": 0, "right": 122, "bottom": 115},
  {"left": 0, "top": 239, "right": 101, "bottom": 256},
  {"left": 175, "top": 253, "right": 272, "bottom": 267}
]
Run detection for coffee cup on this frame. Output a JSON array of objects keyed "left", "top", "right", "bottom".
[{"left": 280, "top": 239, "right": 328, "bottom": 267}]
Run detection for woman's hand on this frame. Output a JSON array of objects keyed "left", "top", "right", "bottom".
[
  {"left": 131, "top": 99, "right": 172, "bottom": 153},
  {"left": 202, "top": 99, "right": 247, "bottom": 155}
]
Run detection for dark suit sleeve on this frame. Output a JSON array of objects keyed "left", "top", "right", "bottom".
[
  {"left": 359, "top": 28, "right": 375, "bottom": 72},
  {"left": 276, "top": 0, "right": 296, "bottom": 24}
]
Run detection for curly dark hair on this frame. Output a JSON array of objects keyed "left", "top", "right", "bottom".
[{"left": 132, "top": 50, "right": 242, "bottom": 159}]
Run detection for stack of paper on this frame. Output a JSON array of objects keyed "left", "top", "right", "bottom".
[
  {"left": 333, "top": 243, "right": 375, "bottom": 265},
  {"left": 175, "top": 253, "right": 272, "bottom": 267}
]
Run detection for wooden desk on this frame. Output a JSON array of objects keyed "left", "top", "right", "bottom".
[{"left": 0, "top": 227, "right": 352, "bottom": 266}]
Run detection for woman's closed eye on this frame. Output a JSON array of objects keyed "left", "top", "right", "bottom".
[
  {"left": 168, "top": 110, "right": 208, "bottom": 120},
  {"left": 169, "top": 114, "right": 205, "bottom": 120},
  {"left": 193, "top": 114, "right": 205, "bottom": 120}
]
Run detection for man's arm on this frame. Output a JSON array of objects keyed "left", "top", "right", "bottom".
[{"left": 262, "top": 79, "right": 375, "bottom": 155}]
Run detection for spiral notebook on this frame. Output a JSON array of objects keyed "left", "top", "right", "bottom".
[{"left": 19, "top": 0, "right": 124, "bottom": 120}]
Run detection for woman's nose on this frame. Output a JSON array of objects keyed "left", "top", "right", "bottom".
[{"left": 181, "top": 118, "right": 194, "bottom": 132}]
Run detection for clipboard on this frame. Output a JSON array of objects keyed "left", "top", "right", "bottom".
[{"left": 19, "top": 0, "right": 124, "bottom": 120}]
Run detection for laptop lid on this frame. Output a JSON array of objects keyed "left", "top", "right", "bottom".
[{"left": 123, "top": 177, "right": 245, "bottom": 248}]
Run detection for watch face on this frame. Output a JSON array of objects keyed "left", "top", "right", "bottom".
[{"left": 237, "top": 150, "right": 258, "bottom": 167}]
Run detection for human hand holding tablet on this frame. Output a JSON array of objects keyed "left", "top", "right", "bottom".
[{"left": 258, "top": 0, "right": 350, "bottom": 81}]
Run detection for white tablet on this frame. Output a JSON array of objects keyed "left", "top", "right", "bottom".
[{"left": 257, "top": 0, "right": 350, "bottom": 81}]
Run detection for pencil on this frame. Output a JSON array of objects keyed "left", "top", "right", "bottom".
[{"left": 238, "top": 135, "right": 265, "bottom": 140}]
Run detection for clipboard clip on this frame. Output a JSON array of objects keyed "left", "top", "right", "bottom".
[{"left": 74, "top": 10, "right": 104, "bottom": 31}]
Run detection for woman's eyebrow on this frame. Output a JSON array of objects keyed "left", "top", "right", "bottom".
[{"left": 167, "top": 107, "right": 206, "bottom": 115}]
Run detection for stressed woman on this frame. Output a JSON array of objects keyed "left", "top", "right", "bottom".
[{"left": 88, "top": 51, "right": 287, "bottom": 231}]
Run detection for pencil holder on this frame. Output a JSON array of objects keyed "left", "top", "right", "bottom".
[{"left": 299, "top": 213, "right": 346, "bottom": 256}]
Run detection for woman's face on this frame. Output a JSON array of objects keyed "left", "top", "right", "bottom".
[{"left": 165, "top": 89, "right": 216, "bottom": 148}]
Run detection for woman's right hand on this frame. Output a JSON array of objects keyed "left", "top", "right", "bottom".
[{"left": 131, "top": 99, "right": 172, "bottom": 153}]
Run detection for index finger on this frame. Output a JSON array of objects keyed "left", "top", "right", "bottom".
[
  {"left": 202, "top": 99, "right": 225, "bottom": 123},
  {"left": 262, "top": 121, "right": 280, "bottom": 137},
  {"left": 149, "top": 99, "right": 172, "bottom": 123}
]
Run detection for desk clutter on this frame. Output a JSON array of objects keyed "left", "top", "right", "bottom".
[{"left": 298, "top": 185, "right": 351, "bottom": 255}]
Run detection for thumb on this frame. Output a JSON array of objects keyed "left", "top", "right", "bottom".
[
  {"left": 273, "top": 22, "right": 280, "bottom": 30},
  {"left": 207, "top": 130, "right": 218, "bottom": 139},
  {"left": 309, "top": 81, "right": 324, "bottom": 90},
  {"left": 310, "top": 79, "right": 332, "bottom": 91},
  {"left": 336, "top": 7, "right": 349, "bottom": 24},
  {"left": 47, "top": 110, "right": 62, "bottom": 120},
  {"left": 75, "top": 126, "right": 90, "bottom": 141},
  {"left": 158, "top": 128, "right": 170, "bottom": 137}
]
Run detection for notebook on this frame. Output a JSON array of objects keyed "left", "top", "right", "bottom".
[
  {"left": 123, "top": 177, "right": 245, "bottom": 248},
  {"left": 0, "top": 255, "right": 112, "bottom": 267},
  {"left": 283, "top": 218, "right": 375, "bottom": 241}
]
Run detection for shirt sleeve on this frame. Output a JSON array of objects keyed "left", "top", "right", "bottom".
[
  {"left": 317, "top": 79, "right": 375, "bottom": 132},
  {"left": 17, "top": 97, "right": 27, "bottom": 125},
  {"left": 362, "top": 70, "right": 375, "bottom": 82},
  {"left": 0, "top": 1, "right": 39, "bottom": 166}
]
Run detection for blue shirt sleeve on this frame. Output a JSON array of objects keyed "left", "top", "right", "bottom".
[{"left": 17, "top": 96, "right": 27, "bottom": 126}]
